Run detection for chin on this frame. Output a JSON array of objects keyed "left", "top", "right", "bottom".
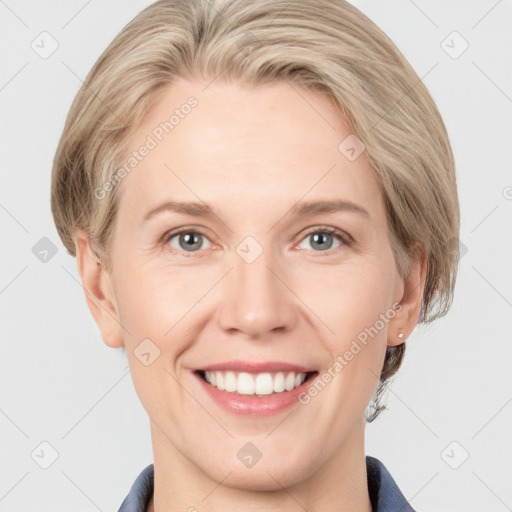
[{"left": 201, "top": 448, "right": 318, "bottom": 492}]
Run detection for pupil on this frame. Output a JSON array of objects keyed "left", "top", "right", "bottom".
[
  {"left": 311, "top": 232, "right": 332, "bottom": 251},
  {"left": 181, "top": 233, "right": 201, "bottom": 250}
]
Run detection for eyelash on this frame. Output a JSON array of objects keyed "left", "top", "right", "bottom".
[{"left": 160, "top": 226, "right": 353, "bottom": 257}]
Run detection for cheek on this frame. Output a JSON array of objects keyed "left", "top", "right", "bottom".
[
  {"left": 313, "top": 257, "right": 396, "bottom": 389},
  {"left": 309, "top": 257, "right": 396, "bottom": 335},
  {"left": 112, "top": 257, "right": 215, "bottom": 355},
  {"left": 309, "top": 263, "right": 394, "bottom": 413},
  {"left": 112, "top": 263, "right": 194, "bottom": 420}
]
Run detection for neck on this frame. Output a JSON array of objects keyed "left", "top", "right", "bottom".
[{"left": 147, "top": 417, "right": 372, "bottom": 512}]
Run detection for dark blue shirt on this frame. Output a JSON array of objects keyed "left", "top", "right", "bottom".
[{"left": 118, "top": 455, "right": 415, "bottom": 511}]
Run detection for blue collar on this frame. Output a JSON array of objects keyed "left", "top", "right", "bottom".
[{"left": 118, "top": 455, "right": 415, "bottom": 511}]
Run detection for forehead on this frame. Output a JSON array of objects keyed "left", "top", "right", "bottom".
[{"left": 116, "top": 78, "right": 383, "bottom": 221}]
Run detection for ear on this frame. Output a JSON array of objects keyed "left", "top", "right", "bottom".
[
  {"left": 388, "top": 244, "right": 428, "bottom": 347},
  {"left": 74, "top": 229, "right": 125, "bottom": 349}
]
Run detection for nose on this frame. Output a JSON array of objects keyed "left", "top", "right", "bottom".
[{"left": 217, "top": 244, "right": 298, "bottom": 339}]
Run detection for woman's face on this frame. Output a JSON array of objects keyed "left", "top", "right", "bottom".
[{"left": 89, "top": 78, "right": 419, "bottom": 489}]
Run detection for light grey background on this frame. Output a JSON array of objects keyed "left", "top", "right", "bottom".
[{"left": 1, "top": 1, "right": 511, "bottom": 511}]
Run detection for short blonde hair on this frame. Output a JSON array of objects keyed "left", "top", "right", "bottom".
[{"left": 51, "top": 0, "right": 460, "bottom": 420}]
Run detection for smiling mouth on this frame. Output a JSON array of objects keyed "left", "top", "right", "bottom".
[{"left": 196, "top": 370, "right": 318, "bottom": 397}]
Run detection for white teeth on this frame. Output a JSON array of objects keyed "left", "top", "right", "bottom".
[
  {"left": 273, "top": 372, "right": 285, "bottom": 392},
  {"left": 255, "top": 373, "right": 274, "bottom": 395},
  {"left": 202, "top": 370, "right": 308, "bottom": 396},
  {"left": 285, "top": 372, "right": 296, "bottom": 391},
  {"left": 237, "top": 372, "right": 255, "bottom": 395},
  {"left": 224, "top": 371, "right": 237, "bottom": 392},
  {"left": 216, "top": 372, "right": 225, "bottom": 391}
]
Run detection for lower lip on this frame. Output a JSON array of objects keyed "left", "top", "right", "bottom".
[{"left": 194, "top": 372, "right": 317, "bottom": 417}]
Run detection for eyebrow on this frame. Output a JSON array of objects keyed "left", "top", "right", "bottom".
[
  {"left": 291, "top": 199, "right": 369, "bottom": 218},
  {"left": 142, "top": 199, "right": 369, "bottom": 222}
]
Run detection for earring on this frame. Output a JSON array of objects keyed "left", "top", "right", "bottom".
[{"left": 397, "top": 331, "right": 405, "bottom": 340}]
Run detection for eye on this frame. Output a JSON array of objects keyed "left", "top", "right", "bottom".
[
  {"left": 163, "top": 229, "right": 212, "bottom": 254},
  {"left": 161, "top": 226, "right": 352, "bottom": 256},
  {"left": 296, "top": 226, "right": 352, "bottom": 252}
]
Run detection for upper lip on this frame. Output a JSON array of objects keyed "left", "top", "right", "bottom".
[{"left": 197, "top": 360, "right": 316, "bottom": 373}]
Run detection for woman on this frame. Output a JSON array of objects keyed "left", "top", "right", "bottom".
[{"left": 50, "top": 0, "right": 459, "bottom": 510}]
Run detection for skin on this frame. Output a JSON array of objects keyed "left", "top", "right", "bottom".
[{"left": 75, "top": 78, "right": 426, "bottom": 512}]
